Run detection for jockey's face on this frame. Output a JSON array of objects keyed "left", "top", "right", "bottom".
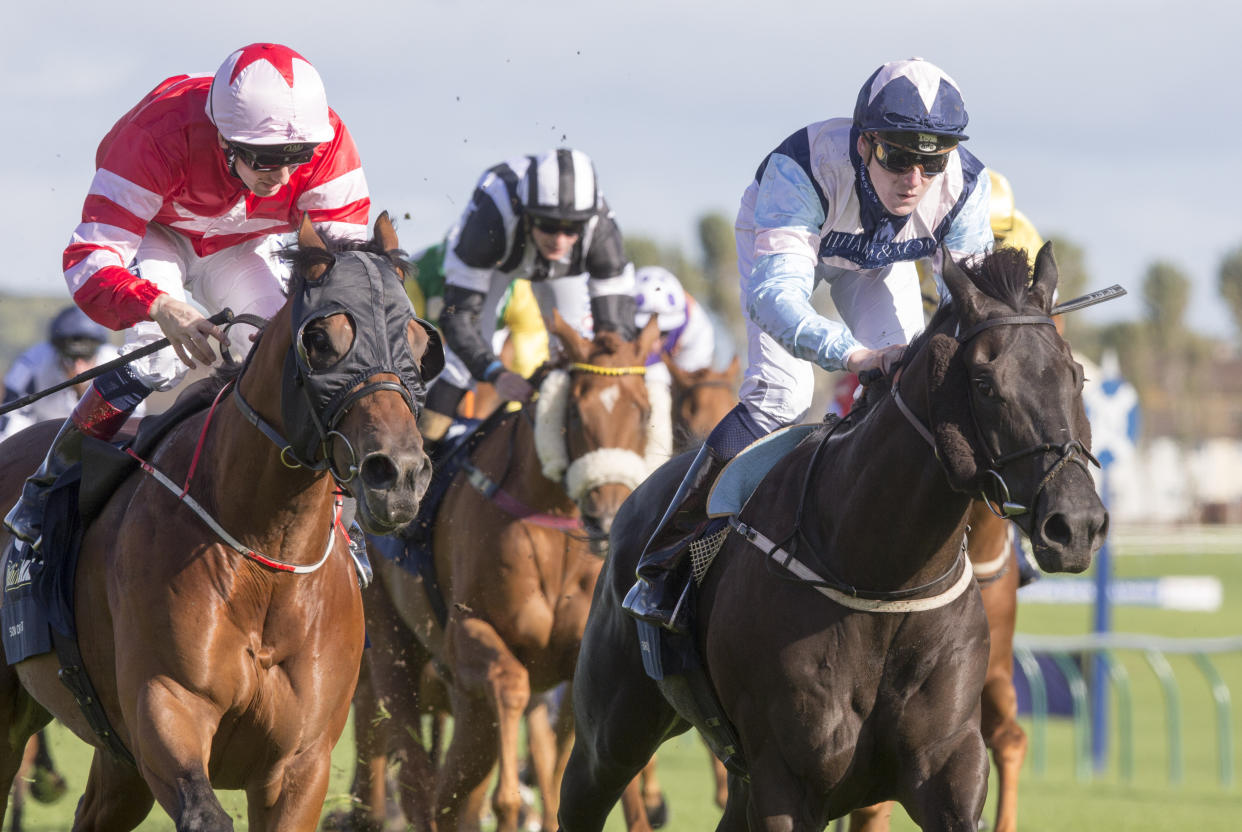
[
  {"left": 529, "top": 219, "right": 583, "bottom": 261},
  {"left": 218, "top": 135, "right": 296, "bottom": 197},
  {"left": 858, "top": 134, "right": 936, "bottom": 217}
]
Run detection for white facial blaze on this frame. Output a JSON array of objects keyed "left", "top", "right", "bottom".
[{"left": 598, "top": 384, "right": 620, "bottom": 413}]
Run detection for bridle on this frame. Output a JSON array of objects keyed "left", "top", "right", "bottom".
[{"left": 891, "top": 312, "right": 1099, "bottom": 518}]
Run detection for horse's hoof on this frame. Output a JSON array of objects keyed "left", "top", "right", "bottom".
[
  {"left": 320, "top": 807, "right": 383, "bottom": 832},
  {"left": 646, "top": 797, "right": 669, "bottom": 829},
  {"left": 29, "top": 765, "right": 68, "bottom": 804}
]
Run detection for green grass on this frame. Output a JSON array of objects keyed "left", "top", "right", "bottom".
[{"left": 8, "top": 551, "right": 1242, "bottom": 830}]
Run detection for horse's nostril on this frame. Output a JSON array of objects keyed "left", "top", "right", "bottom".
[
  {"left": 1042, "top": 512, "right": 1073, "bottom": 547},
  {"left": 359, "top": 454, "right": 399, "bottom": 491}
]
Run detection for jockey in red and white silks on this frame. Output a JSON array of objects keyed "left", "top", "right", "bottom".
[
  {"left": 64, "top": 43, "right": 368, "bottom": 391},
  {"left": 5, "top": 43, "right": 369, "bottom": 550}
]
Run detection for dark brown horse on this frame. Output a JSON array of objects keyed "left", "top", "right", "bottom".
[
  {"left": 350, "top": 312, "right": 662, "bottom": 832},
  {"left": 0, "top": 214, "right": 441, "bottom": 831},
  {"left": 559, "top": 244, "right": 1108, "bottom": 832},
  {"left": 848, "top": 504, "right": 1027, "bottom": 832}
]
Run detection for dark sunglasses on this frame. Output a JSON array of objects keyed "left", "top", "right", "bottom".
[
  {"left": 228, "top": 142, "right": 318, "bottom": 172},
  {"left": 870, "top": 137, "right": 951, "bottom": 176},
  {"left": 530, "top": 217, "right": 586, "bottom": 236}
]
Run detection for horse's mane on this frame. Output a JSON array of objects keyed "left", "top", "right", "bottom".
[
  {"left": 279, "top": 233, "right": 411, "bottom": 295},
  {"left": 809, "top": 246, "right": 1038, "bottom": 444}
]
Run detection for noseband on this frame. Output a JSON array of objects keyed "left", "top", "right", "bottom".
[{"left": 891, "top": 313, "right": 1099, "bottom": 518}]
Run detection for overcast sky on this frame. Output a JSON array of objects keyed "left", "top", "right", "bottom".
[{"left": 4, "top": 0, "right": 1240, "bottom": 336}]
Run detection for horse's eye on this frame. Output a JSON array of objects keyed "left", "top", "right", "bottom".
[{"left": 974, "top": 377, "right": 996, "bottom": 398}]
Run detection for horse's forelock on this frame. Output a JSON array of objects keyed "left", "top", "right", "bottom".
[
  {"left": 589, "top": 330, "right": 630, "bottom": 360},
  {"left": 279, "top": 234, "right": 410, "bottom": 295},
  {"left": 956, "top": 247, "right": 1034, "bottom": 314}
]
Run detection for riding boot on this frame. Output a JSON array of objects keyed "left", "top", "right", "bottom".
[
  {"left": 4, "top": 386, "right": 132, "bottom": 551},
  {"left": 1015, "top": 535, "right": 1041, "bottom": 587},
  {"left": 347, "top": 522, "right": 373, "bottom": 588},
  {"left": 622, "top": 443, "right": 725, "bottom": 632}
]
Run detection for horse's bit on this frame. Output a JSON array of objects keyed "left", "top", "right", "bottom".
[{"left": 891, "top": 313, "right": 1099, "bottom": 518}]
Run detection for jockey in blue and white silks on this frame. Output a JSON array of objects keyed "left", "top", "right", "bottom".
[
  {"left": 624, "top": 57, "right": 995, "bottom": 631},
  {"left": 735, "top": 112, "right": 992, "bottom": 433}
]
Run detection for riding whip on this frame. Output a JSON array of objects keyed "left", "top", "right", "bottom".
[
  {"left": 1051, "top": 284, "right": 1126, "bottom": 316},
  {"left": 0, "top": 308, "right": 235, "bottom": 417}
]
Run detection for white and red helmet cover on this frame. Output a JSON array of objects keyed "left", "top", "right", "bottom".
[{"left": 207, "top": 43, "right": 334, "bottom": 145}]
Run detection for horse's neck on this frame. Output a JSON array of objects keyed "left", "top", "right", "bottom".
[
  {"left": 489, "top": 412, "right": 577, "bottom": 514},
  {"left": 810, "top": 394, "right": 971, "bottom": 591},
  {"left": 201, "top": 404, "right": 337, "bottom": 559}
]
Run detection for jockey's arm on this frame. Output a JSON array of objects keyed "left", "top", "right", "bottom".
[
  {"left": 584, "top": 208, "right": 637, "bottom": 340},
  {"left": 748, "top": 152, "right": 867, "bottom": 373}
]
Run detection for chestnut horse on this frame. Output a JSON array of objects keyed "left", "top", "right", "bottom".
[
  {"left": 559, "top": 245, "right": 1108, "bottom": 831},
  {"left": 0, "top": 214, "right": 441, "bottom": 831},
  {"left": 848, "top": 504, "right": 1027, "bottom": 832},
  {"left": 353, "top": 312, "right": 662, "bottom": 832}
]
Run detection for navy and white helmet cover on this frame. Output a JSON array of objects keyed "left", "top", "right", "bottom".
[{"left": 853, "top": 57, "right": 969, "bottom": 140}]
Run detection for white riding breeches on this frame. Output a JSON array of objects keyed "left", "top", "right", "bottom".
[{"left": 121, "top": 224, "right": 289, "bottom": 391}]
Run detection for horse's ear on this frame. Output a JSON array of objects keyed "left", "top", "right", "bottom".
[
  {"left": 940, "top": 247, "right": 983, "bottom": 325},
  {"left": 925, "top": 332, "right": 986, "bottom": 493},
  {"left": 551, "top": 309, "right": 591, "bottom": 361},
  {"left": 661, "top": 351, "right": 692, "bottom": 388},
  {"left": 298, "top": 215, "right": 331, "bottom": 282},
  {"left": 725, "top": 354, "right": 741, "bottom": 382},
  {"left": 374, "top": 211, "right": 400, "bottom": 253},
  {"left": 636, "top": 315, "right": 661, "bottom": 362},
  {"left": 407, "top": 317, "right": 445, "bottom": 382},
  {"left": 1029, "top": 241, "right": 1059, "bottom": 314}
]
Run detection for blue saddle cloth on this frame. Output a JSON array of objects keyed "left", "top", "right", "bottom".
[{"left": 2, "top": 464, "right": 86, "bottom": 664}]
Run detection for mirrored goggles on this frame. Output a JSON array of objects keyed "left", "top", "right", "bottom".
[
  {"left": 870, "top": 137, "right": 952, "bottom": 176},
  {"left": 530, "top": 217, "right": 586, "bottom": 236},
  {"left": 228, "top": 142, "right": 318, "bottom": 172}
]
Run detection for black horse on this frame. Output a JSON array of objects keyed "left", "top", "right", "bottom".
[{"left": 559, "top": 245, "right": 1108, "bottom": 832}]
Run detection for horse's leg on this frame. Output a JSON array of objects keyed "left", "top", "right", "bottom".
[
  {"left": 900, "top": 732, "right": 988, "bottom": 832},
  {"left": 526, "top": 694, "right": 557, "bottom": 830},
  {"left": 28, "top": 729, "right": 67, "bottom": 804},
  {"left": 639, "top": 755, "right": 668, "bottom": 828},
  {"left": 245, "top": 739, "right": 334, "bottom": 832},
  {"left": 0, "top": 667, "right": 51, "bottom": 832},
  {"left": 979, "top": 548, "right": 1025, "bottom": 832},
  {"left": 847, "top": 803, "right": 894, "bottom": 832},
  {"left": 362, "top": 573, "right": 437, "bottom": 832},
  {"left": 715, "top": 772, "right": 749, "bottom": 832},
  {"left": 74, "top": 749, "right": 155, "bottom": 831},
  {"left": 7, "top": 734, "right": 38, "bottom": 832},
  {"left": 439, "top": 615, "right": 528, "bottom": 832},
  {"left": 127, "top": 684, "right": 234, "bottom": 831},
  {"left": 335, "top": 652, "right": 389, "bottom": 832}
]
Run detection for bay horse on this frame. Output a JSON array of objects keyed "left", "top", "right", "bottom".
[
  {"left": 664, "top": 355, "right": 741, "bottom": 452},
  {"left": 848, "top": 504, "right": 1027, "bottom": 832},
  {"left": 0, "top": 213, "right": 442, "bottom": 831},
  {"left": 558, "top": 244, "right": 1108, "bottom": 832},
  {"left": 352, "top": 311, "right": 662, "bottom": 832}
]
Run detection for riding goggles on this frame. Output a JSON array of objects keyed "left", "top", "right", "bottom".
[
  {"left": 228, "top": 141, "right": 319, "bottom": 171},
  {"left": 870, "top": 136, "right": 953, "bottom": 176},
  {"left": 530, "top": 217, "right": 587, "bottom": 236}
]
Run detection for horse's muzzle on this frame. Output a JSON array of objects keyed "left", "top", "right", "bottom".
[
  {"left": 1026, "top": 476, "right": 1109, "bottom": 574},
  {"left": 351, "top": 449, "right": 431, "bottom": 533}
]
